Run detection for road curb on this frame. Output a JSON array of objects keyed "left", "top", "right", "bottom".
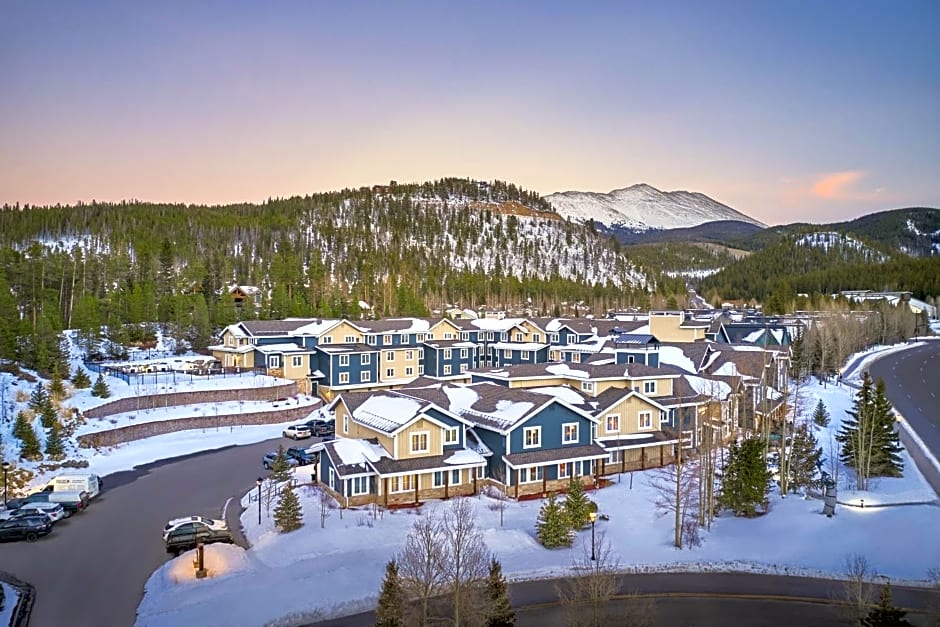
[
  {"left": 223, "top": 496, "right": 250, "bottom": 549},
  {"left": 0, "top": 571, "right": 35, "bottom": 627}
]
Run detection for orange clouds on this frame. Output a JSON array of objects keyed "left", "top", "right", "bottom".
[{"left": 812, "top": 170, "right": 866, "bottom": 199}]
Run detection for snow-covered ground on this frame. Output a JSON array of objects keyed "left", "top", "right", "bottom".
[{"left": 136, "top": 373, "right": 940, "bottom": 627}]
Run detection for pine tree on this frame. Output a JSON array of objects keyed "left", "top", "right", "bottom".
[
  {"left": 719, "top": 438, "right": 771, "bottom": 517},
  {"left": 838, "top": 374, "right": 903, "bottom": 488},
  {"left": 28, "top": 383, "right": 50, "bottom": 412},
  {"left": 484, "top": 558, "right": 515, "bottom": 627},
  {"left": 91, "top": 373, "right": 111, "bottom": 398},
  {"left": 48, "top": 367, "right": 66, "bottom": 402},
  {"left": 536, "top": 493, "right": 572, "bottom": 548},
  {"left": 45, "top": 420, "right": 65, "bottom": 459},
  {"left": 72, "top": 366, "right": 91, "bottom": 389},
  {"left": 787, "top": 423, "right": 822, "bottom": 494},
  {"left": 40, "top": 402, "right": 58, "bottom": 429},
  {"left": 862, "top": 583, "right": 913, "bottom": 626},
  {"left": 14, "top": 413, "right": 42, "bottom": 460},
  {"left": 269, "top": 445, "right": 292, "bottom": 483},
  {"left": 375, "top": 559, "right": 404, "bottom": 627},
  {"left": 869, "top": 379, "right": 904, "bottom": 478},
  {"left": 812, "top": 399, "right": 830, "bottom": 428},
  {"left": 563, "top": 476, "right": 591, "bottom": 530},
  {"left": 272, "top": 481, "right": 303, "bottom": 532}
]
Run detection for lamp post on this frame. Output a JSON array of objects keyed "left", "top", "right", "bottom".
[
  {"left": 2, "top": 461, "right": 10, "bottom": 508},
  {"left": 256, "top": 477, "right": 263, "bottom": 525},
  {"left": 589, "top": 511, "right": 597, "bottom": 561}
]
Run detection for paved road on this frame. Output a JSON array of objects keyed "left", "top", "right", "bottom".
[
  {"left": 313, "top": 572, "right": 940, "bottom": 626},
  {"left": 0, "top": 435, "right": 304, "bottom": 627},
  {"left": 868, "top": 341, "right": 940, "bottom": 497}
]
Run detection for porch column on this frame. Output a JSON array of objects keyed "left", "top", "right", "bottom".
[
  {"left": 514, "top": 470, "right": 520, "bottom": 499},
  {"left": 444, "top": 470, "right": 450, "bottom": 500},
  {"left": 599, "top": 459, "right": 605, "bottom": 476},
  {"left": 472, "top": 469, "right": 478, "bottom": 495},
  {"left": 383, "top": 478, "right": 388, "bottom": 507},
  {"left": 641, "top": 447, "right": 646, "bottom": 470},
  {"left": 541, "top": 468, "right": 547, "bottom": 495},
  {"left": 621, "top": 453, "right": 625, "bottom": 474},
  {"left": 414, "top": 474, "right": 419, "bottom": 504}
]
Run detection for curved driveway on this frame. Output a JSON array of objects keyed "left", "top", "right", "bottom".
[
  {"left": 0, "top": 435, "right": 296, "bottom": 627},
  {"left": 868, "top": 341, "right": 940, "bottom": 496}
]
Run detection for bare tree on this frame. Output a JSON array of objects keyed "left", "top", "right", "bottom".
[
  {"left": 440, "top": 497, "right": 491, "bottom": 626},
  {"left": 317, "top": 487, "right": 334, "bottom": 529},
  {"left": 485, "top": 484, "right": 510, "bottom": 527},
  {"left": 835, "top": 553, "right": 876, "bottom": 626},
  {"left": 647, "top": 447, "right": 700, "bottom": 549},
  {"left": 398, "top": 511, "right": 447, "bottom": 626}
]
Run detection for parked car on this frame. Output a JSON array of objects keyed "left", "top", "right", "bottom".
[
  {"left": 163, "top": 515, "right": 228, "bottom": 541},
  {"left": 40, "top": 473, "right": 102, "bottom": 499},
  {"left": 8, "top": 490, "right": 88, "bottom": 514},
  {"left": 282, "top": 424, "right": 312, "bottom": 440},
  {"left": 286, "top": 447, "right": 318, "bottom": 466},
  {"left": 303, "top": 419, "right": 335, "bottom": 437},
  {"left": 165, "top": 523, "right": 234, "bottom": 556},
  {"left": 2, "top": 502, "right": 68, "bottom": 523},
  {"left": 262, "top": 452, "right": 299, "bottom": 470},
  {"left": 0, "top": 515, "right": 54, "bottom": 542}
]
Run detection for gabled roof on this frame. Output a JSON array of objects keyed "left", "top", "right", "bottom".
[
  {"left": 322, "top": 438, "right": 389, "bottom": 478},
  {"left": 253, "top": 343, "right": 313, "bottom": 355},
  {"left": 291, "top": 318, "right": 365, "bottom": 337},
  {"left": 449, "top": 317, "right": 536, "bottom": 333},
  {"left": 356, "top": 318, "right": 432, "bottom": 334},
  {"left": 470, "top": 361, "right": 681, "bottom": 383},
  {"left": 591, "top": 388, "right": 670, "bottom": 415},
  {"left": 239, "top": 319, "right": 315, "bottom": 337},
  {"left": 334, "top": 390, "right": 454, "bottom": 435}
]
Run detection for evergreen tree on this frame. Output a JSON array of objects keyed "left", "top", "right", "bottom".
[
  {"left": 536, "top": 493, "right": 571, "bottom": 548},
  {"left": 787, "top": 423, "right": 822, "bottom": 494},
  {"left": 719, "top": 438, "right": 771, "bottom": 517},
  {"left": 812, "top": 399, "right": 830, "bottom": 428},
  {"left": 14, "top": 413, "right": 42, "bottom": 460},
  {"left": 869, "top": 379, "right": 904, "bottom": 478},
  {"left": 45, "top": 420, "right": 65, "bottom": 459},
  {"left": 563, "top": 476, "right": 591, "bottom": 530},
  {"left": 272, "top": 481, "right": 303, "bottom": 532},
  {"left": 48, "top": 367, "right": 66, "bottom": 402},
  {"left": 91, "top": 373, "right": 111, "bottom": 398},
  {"left": 269, "top": 445, "right": 292, "bottom": 483},
  {"left": 72, "top": 366, "right": 91, "bottom": 389},
  {"left": 483, "top": 558, "right": 515, "bottom": 627},
  {"left": 28, "top": 383, "right": 50, "bottom": 412},
  {"left": 862, "top": 583, "right": 913, "bottom": 627},
  {"left": 838, "top": 374, "right": 903, "bottom": 489},
  {"left": 375, "top": 559, "right": 404, "bottom": 627},
  {"left": 40, "top": 402, "right": 58, "bottom": 430}
]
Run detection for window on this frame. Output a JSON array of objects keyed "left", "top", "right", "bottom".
[
  {"left": 339, "top": 372, "right": 349, "bottom": 384},
  {"left": 550, "top": 350, "right": 560, "bottom": 361},
  {"left": 459, "top": 364, "right": 467, "bottom": 373},
  {"left": 390, "top": 475, "right": 416, "bottom": 493},
  {"left": 521, "top": 351, "right": 530, "bottom": 360},
  {"left": 461, "top": 332, "right": 469, "bottom": 340},
  {"left": 321, "top": 336, "right": 333, "bottom": 344},
  {"left": 608, "top": 450, "right": 623, "bottom": 464},
  {"left": 550, "top": 333, "right": 559, "bottom": 343},
  {"left": 443, "top": 365, "right": 452, "bottom": 375},
  {"left": 344, "top": 335, "right": 356, "bottom": 343},
  {"left": 433, "top": 471, "right": 446, "bottom": 488},
  {"left": 627, "top": 355, "right": 635, "bottom": 364},
  {"left": 460, "top": 348, "right": 468, "bottom": 358},
  {"left": 573, "top": 354, "right": 581, "bottom": 363},
  {"left": 558, "top": 463, "right": 571, "bottom": 479},
  {"left": 410, "top": 431, "right": 429, "bottom": 454},
  {"left": 339, "top": 354, "right": 350, "bottom": 366},
  {"left": 406, "top": 350, "right": 414, "bottom": 360},
  {"left": 503, "top": 349, "right": 511, "bottom": 358},
  {"left": 444, "top": 427, "right": 459, "bottom": 444},
  {"left": 360, "top": 371, "right": 371, "bottom": 383},
  {"left": 343, "top": 415, "right": 349, "bottom": 433},
  {"left": 638, "top": 411, "right": 652, "bottom": 429},
  {"left": 418, "top": 364, "right": 425, "bottom": 375},
  {"left": 367, "top": 335, "right": 377, "bottom": 345},
  {"left": 386, "top": 368, "right": 395, "bottom": 378},
  {"left": 487, "top": 332, "right": 494, "bottom": 341},
  {"left": 361, "top": 353, "right": 371, "bottom": 365},
  {"left": 443, "top": 348, "right": 452, "bottom": 359},
  {"left": 562, "top": 423, "right": 579, "bottom": 444},
  {"left": 581, "top": 381, "right": 594, "bottom": 393},
  {"left": 523, "top": 426, "right": 541, "bottom": 449},
  {"left": 520, "top": 466, "right": 543, "bottom": 483},
  {"left": 451, "top": 469, "right": 461, "bottom": 485},
  {"left": 644, "top": 381, "right": 656, "bottom": 394},
  {"left": 292, "top": 355, "right": 303, "bottom": 368},
  {"left": 227, "top": 336, "right": 235, "bottom": 346},
  {"left": 660, "top": 410, "right": 668, "bottom": 424},
  {"left": 384, "top": 351, "right": 394, "bottom": 361},
  {"left": 349, "top": 476, "right": 370, "bottom": 495},
  {"left": 405, "top": 367, "right": 414, "bottom": 376},
  {"left": 383, "top": 334, "right": 392, "bottom": 345},
  {"left": 417, "top": 333, "right": 426, "bottom": 342},
  {"left": 329, "top": 468, "right": 335, "bottom": 490},
  {"left": 268, "top": 355, "right": 280, "bottom": 368},
  {"left": 606, "top": 414, "right": 620, "bottom": 432}
]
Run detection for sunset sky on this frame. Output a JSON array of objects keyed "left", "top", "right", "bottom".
[{"left": 2, "top": 1, "right": 938, "bottom": 225}]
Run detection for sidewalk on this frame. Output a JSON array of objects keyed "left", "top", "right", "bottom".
[{"left": 223, "top": 495, "right": 250, "bottom": 550}]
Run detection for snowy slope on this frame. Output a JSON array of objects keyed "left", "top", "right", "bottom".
[{"left": 544, "top": 183, "right": 766, "bottom": 230}]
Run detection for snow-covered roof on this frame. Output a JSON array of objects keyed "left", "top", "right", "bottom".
[
  {"left": 683, "top": 375, "right": 731, "bottom": 399},
  {"left": 331, "top": 437, "right": 388, "bottom": 466},
  {"left": 350, "top": 394, "right": 427, "bottom": 433},
  {"left": 467, "top": 318, "right": 529, "bottom": 332},
  {"left": 526, "top": 386, "right": 588, "bottom": 405},
  {"left": 253, "top": 343, "right": 311, "bottom": 354},
  {"left": 443, "top": 449, "right": 486, "bottom": 466},
  {"left": 545, "top": 363, "right": 589, "bottom": 378},
  {"left": 658, "top": 345, "right": 697, "bottom": 374},
  {"left": 489, "top": 341, "right": 548, "bottom": 351}
]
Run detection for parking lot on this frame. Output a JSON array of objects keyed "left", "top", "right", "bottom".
[{"left": 0, "top": 435, "right": 308, "bottom": 627}]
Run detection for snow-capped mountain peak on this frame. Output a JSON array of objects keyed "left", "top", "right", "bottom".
[{"left": 544, "top": 183, "right": 765, "bottom": 231}]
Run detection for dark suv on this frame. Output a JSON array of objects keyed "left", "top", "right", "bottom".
[
  {"left": 165, "top": 523, "right": 234, "bottom": 556},
  {"left": 0, "top": 515, "right": 54, "bottom": 542},
  {"left": 304, "top": 419, "right": 335, "bottom": 437},
  {"left": 286, "top": 447, "right": 318, "bottom": 466}
]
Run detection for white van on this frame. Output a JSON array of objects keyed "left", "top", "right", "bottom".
[{"left": 41, "top": 473, "right": 102, "bottom": 499}]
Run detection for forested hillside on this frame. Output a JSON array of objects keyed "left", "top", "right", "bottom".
[{"left": 0, "top": 178, "right": 688, "bottom": 375}]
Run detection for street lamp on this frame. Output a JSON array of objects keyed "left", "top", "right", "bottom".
[
  {"left": 256, "top": 477, "right": 263, "bottom": 525},
  {"left": 589, "top": 511, "right": 597, "bottom": 561},
  {"left": 2, "top": 461, "right": 11, "bottom": 508}
]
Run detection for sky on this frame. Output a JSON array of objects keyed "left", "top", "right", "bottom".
[{"left": 1, "top": 1, "right": 938, "bottom": 225}]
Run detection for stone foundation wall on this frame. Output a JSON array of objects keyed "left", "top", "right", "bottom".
[
  {"left": 83, "top": 383, "right": 298, "bottom": 419},
  {"left": 77, "top": 403, "right": 313, "bottom": 448}
]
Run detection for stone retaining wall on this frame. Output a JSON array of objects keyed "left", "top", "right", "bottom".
[
  {"left": 83, "top": 383, "right": 298, "bottom": 419},
  {"left": 77, "top": 404, "right": 314, "bottom": 448}
]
